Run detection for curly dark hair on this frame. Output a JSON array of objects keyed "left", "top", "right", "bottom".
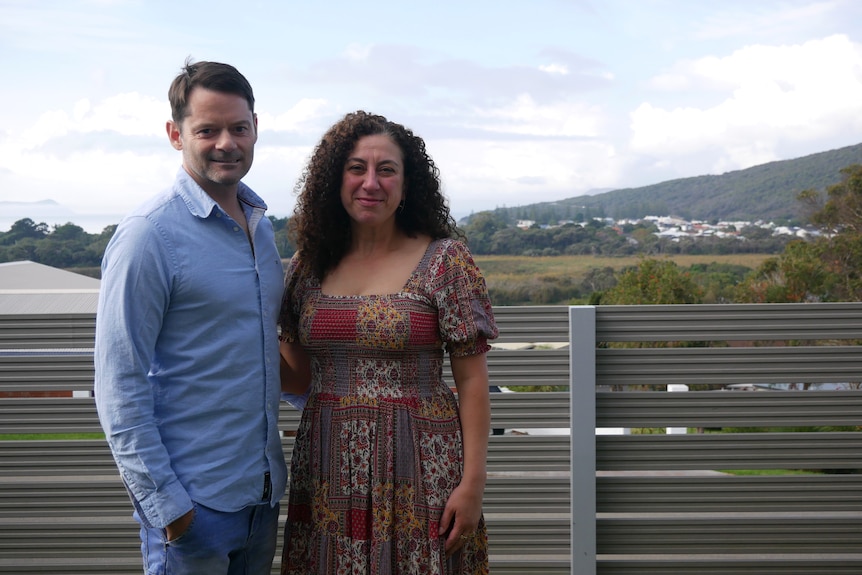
[{"left": 291, "top": 110, "right": 461, "bottom": 280}]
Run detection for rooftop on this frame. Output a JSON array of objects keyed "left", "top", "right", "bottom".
[{"left": 0, "top": 261, "right": 99, "bottom": 315}]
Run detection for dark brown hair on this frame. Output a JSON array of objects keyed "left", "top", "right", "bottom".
[
  {"left": 291, "top": 110, "right": 460, "bottom": 280},
  {"left": 168, "top": 57, "right": 255, "bottom": 126}
]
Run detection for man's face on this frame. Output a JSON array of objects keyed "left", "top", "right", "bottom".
[{"left": 166, "top": 87, "right": 257, "bottom": 197}]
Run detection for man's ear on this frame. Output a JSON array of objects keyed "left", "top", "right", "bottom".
[{"left": 166, "top": 121, "right": 183, "bottom": 150}]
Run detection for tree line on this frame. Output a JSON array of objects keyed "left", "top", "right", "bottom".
[
  {"left": 0, "top": 209, "right": 794, "bottom": 269},
  {"left": 3, "top": 164, "right": 861, "bottom": 306},
  {"left": 459, "top": 211, "right": 795, "bottom": 257},
  {"left": 0, "top": 218, "right": 293, "bottom": 272}
]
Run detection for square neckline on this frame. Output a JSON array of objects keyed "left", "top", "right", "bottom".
[{"left": 316, "top": 238, "right": 445, "bottom": 300}]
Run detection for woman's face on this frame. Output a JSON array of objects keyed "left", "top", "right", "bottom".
[{"left": 340, "top": 134, "right": 405, "bottom": 230}]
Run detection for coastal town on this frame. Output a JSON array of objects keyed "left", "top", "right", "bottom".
[{"left": 515, "top": 215, "right": 822, "bottom": 241}]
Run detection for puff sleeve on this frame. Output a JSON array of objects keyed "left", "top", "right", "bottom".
[
  {"left": 429, "top": 239, "right": 498, "bottom": 357},
  {"left": 278, "top": 254, "right": 305, "bottom": 344}
]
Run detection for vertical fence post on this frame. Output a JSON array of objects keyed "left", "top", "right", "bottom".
[
  {"left": 569, "top": 305, "right": 596, "bottom": 575},
  {"left": 666, "top": 384, "right": 689, "bottom": 434}
]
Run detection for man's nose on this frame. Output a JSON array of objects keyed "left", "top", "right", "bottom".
[{"left": 215, "top": 130, "right": 237, "bottom": 151}]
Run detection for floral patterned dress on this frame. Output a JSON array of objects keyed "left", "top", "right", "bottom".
[{"left": 279, "top": 238, "right": 498, "bottom": 575}]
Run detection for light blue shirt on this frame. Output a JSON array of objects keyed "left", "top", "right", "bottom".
[{"left": 95, "top": 168, "right": 287, "bottom": 529}]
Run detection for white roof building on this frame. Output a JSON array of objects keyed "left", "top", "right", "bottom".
[{"left": 0, "top": 261, "right": 99, "bottom": 315}]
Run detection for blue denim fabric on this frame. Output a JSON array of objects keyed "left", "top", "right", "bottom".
[
  {"left": 136, "top": 501, "right": 280, "bottom": 575},
  {"left": 95, "top": 168, "right": 287, "bottom": 528}
]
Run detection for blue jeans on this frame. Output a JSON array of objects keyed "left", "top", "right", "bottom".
[{"left": 134, "top": 501, "right": 280, "bottom": 575}]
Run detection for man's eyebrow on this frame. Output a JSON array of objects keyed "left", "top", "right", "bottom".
[{"left": 193, "top": 119, "right": 253, "bottom": 126}]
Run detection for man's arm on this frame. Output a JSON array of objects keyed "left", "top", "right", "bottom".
[{"left": 94, "top": 218, "right": 192, "bottom": 529}]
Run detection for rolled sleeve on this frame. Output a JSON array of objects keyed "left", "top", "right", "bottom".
[{"left": 94, "top": 216, "right": 192, "bottom": 528}]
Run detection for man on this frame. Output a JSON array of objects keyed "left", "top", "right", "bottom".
[{"left": 95, "top": 59, "right": 286, "bottom": 574}]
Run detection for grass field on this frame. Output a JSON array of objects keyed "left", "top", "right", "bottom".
[
  {"left": 474, "top": 253, "right": 776, "bottom": 305},
  {"left": 77, "top": 253, "right": 773, "bottom": 284},
  {"left": 474, "top": 253, "right": 773, "bottom": 280}
]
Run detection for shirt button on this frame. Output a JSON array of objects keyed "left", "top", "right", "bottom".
[
  {"left": 216, "top": 213, "right": 222, "bottom": 218},
  {"left": 233, "top": 226, "right": 240, "bottom": 232}
]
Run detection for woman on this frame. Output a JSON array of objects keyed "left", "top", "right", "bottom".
[{"left": 278, "top": 110, "right": 497, "bottom": 574}]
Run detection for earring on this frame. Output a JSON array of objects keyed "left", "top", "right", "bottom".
[{"left": 398, "top": 198, "right": 405, "bottom": 213}]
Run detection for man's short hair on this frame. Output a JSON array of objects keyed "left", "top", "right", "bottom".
[{"left": 168, "top": 58, "right": 255, "bottom": 126}]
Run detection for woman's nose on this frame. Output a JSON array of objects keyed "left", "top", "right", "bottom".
[{"left": 363, "top": 171, "right": 379, "bottom": 190}]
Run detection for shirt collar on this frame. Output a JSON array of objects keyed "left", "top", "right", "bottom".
[{"left": 174, "top": 167, "right": 268, "bottom": 219}]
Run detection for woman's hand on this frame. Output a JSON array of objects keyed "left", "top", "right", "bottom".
[{"left": 439, "top": 478, "right": 485, "bottom": 556}]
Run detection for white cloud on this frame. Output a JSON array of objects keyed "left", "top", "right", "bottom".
[
  {"left": 16, "top": 92, "right": 166, "bottom": 150},
  {"left": 259, "top": 98, "right": 332, "bottom": 134},
  {"left": 77, "top": 93, "right": 168, "bottom": 136},
  {"left": 344, "top": 43, "right": 373, "bottom": 62},
  {"left": 20, "top": 110, "right": 71, "bottom": 149},
  {"left": 0, "top": 145, "right": 176, "bottom": 217},
  {"left": 631, "top": 34, "right": 862, "bottom": 172},
  {"left": 431, "top": 137, "right": 622, "bottom": 215},
  {"left": 244, "top": 146, "right": 315, "bottom": 216},
  {"left": 3, "top": 1, "right": 861, "bottom": 234},
  {"left": 470, "top": 94, "right": 603, "bottom": 138},
  {"left": 540, "top": 63, "right": 570, "bottom": 75},
  {"left": 0, "top": 92, "right": 174, "bottom": 218},
  {"left": 695, "top": 0, "right": 848, "bottom": 40}
]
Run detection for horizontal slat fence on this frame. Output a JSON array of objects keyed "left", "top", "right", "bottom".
[
  {"left": 596, "top": 390, "right": 862, "bottom": 427},
  {"left": 572, "top": 302, "right": 862, "bottom": 575},
  {"left": 0, "top": 313, "right": 96, "bottom": 349},
  {"left": 0, "top": 305, "right": 572, "bottom": 574},
  {"left": 0, "top": 350, "right": 95, "bottom": 393},
  {"left": 4, "top": 302, "right": 861, "bottom": 575}
]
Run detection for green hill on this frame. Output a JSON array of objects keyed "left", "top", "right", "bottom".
[{"left": 485, "top": 142, "right": 862, "bottom": 224}]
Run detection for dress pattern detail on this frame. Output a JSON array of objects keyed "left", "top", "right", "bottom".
[{"left": 279, "top": 239, "right": 497, "bottom": 575}]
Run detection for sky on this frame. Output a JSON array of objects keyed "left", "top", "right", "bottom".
[{"left": 1, "top": 0, "right": 861, "bottom": 233}]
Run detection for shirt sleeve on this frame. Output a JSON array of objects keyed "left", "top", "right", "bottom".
[
  {"left": 431, "top": 239, "right": 499, "bottom": 357},
  {"left": 280, "top": 389, "right": 310, "bottom": 411},
  {"left": 94, "top": 216, "right": 192, "bottom": 529}
]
